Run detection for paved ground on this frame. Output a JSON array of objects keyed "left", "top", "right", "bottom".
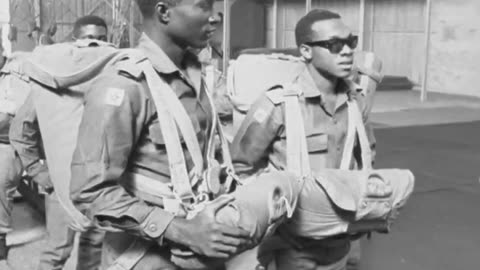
[
  {"left": 3, "top": 90, "right": 480, "bottom": 270},
  {"left": 361, "top": 121, "right": 480, "bottom": 270}
]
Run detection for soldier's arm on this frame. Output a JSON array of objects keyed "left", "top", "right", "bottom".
[
  {"left": 230, "top": 93, "right": 283, "bottom": 178},
  {"left": 9, "top": 92, "right": 52, "bottom": 189},
  {"left": 70, "top": 75, "right": 174, "bottom": 242}
]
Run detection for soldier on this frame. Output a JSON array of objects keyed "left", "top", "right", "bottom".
[
  {"left": 72, "top": 15, "right": 108, "bottom": 42},
  {"left": 68, "top": 0, "right": 283, "bottom": 269},
  {"left": 230, "top": 9, "right": 377, "bottom": 270},
  {"left": 8, "top": 15, "right": 109, "bottom": 270},
  {"left": 0, "top": 36, "right": 31, "bottom": 269}
]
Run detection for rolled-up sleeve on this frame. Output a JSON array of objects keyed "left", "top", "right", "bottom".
[
  {"left": 230, "top": 94, "right": 283, "bottom": 178},
  {"left": 70, "top": 75, "right": 174, "bottom": 241}
]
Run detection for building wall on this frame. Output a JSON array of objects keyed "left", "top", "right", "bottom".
[
  {"left": 230, "top": 0, "right": 266, "bottom": 57},
  {"left": 427, "top": 0, "right": 480, "bottom": 96},
  {"left": 365, "top": 0, "right": 425, "bottom": 84}
]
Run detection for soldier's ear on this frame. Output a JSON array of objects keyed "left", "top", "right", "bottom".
[
  {"left": 155, "top": 2, "right": 171, "bottom": 23},
  {"left": 299, "top": 44, "right": 312, "bottom": 61}
]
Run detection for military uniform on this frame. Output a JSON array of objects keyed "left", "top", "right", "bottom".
[{"left": 230, "top": 66, "right": 376, "bottom": 270}]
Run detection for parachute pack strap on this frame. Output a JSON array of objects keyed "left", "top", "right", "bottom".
[
  {"left": 351, "top": 101, "right": 373, "bottom": 170},
  {"left": 23, "top": 50, "right": 122, "bottom": 89},
  {"left": 340, "top": 100, "right": 372, "bottom": 170},
  {"left": 203, "top": 80, "right": 237, "bottom": 192},
  {"left": 284, "top": 85, "right": 311, "bottom": 177},
  {"left": 56, "top": 194, "right": 92, "bottom": 232},
  {"left": 226, "top": 60, "right": 237, "bottom": 97},
  {"left": 146, "top": 66, "right": 204, "bottom": 179},
  {"left": 139, "top": 60, "right": 195, "bottom": 202},
  {"left": 203, "top": 80, "right": 233, "bottom": 169}
]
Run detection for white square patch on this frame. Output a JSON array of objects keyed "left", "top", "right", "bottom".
[
  {"left": 104, "top": 88, "right": 125, "bottom": 106},
  {"left": 253, "top": 109, "right": 268, "bottom": 123}
]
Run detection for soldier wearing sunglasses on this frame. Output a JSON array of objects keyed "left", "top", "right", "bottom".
[{"left": 230, "top": 9, "right": 376, "bottom": 270}]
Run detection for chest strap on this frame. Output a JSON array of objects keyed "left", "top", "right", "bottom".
[{"left": 139, "top": 60, "right": 202, "bottom": 204}]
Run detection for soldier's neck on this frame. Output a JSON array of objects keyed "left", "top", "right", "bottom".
[
  {"left": 143, "top": 23, "right": 186, "bottom": 67},
  {"left": 307, "top": 64, "right": 338, "bottom": 96}
]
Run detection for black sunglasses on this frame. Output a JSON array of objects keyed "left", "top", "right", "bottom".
[{"left": 305, "top": 35, "right": 358, "bottom": 54}]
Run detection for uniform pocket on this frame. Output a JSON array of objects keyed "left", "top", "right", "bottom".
[
  {"left": 148, "top": 120, "right": 202, "bottom": 146},
  {"left": 305, "top": 133, "right": 328, "bottom": 153}
]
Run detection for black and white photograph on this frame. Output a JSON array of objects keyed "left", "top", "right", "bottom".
[{"left": 0, "top": 0, "right": 479, "bottom": 269}]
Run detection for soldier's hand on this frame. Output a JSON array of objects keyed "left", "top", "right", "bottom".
[{"left": 165, "top": 196, "right": 252, "bottom": 258}]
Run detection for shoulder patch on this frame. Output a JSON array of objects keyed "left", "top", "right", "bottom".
[
  {"left": 253, "top": 108, "right": 269, "bottom": 123},
  {"left": 104, "top": 87, "right": 125, "bottom": 106}
]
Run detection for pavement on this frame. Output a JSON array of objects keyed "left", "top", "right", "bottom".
[{"left": 3, "top": 89, "right": 480, "bottom": 270}]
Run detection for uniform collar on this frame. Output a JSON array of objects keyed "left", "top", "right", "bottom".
[
  {"left": 295, "top": 67, "right": 353, "bottom": 111},
  {"left": 137, "top": 33, "right": 202, "bottom": 91}
]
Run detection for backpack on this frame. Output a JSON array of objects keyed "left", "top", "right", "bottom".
[{"left": 20, "top": 40, "right": 128, "bottom": 230}]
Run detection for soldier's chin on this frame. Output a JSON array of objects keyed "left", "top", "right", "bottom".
[
  {"left": 189, "top": 39, "right": 210, "bottom": 50},
  {"left": 336, "top": 68, "right": 353, "bottom": 79}
]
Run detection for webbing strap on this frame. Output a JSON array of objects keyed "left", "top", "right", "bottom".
[
  {"left": 139, "top": 60, "right": 198, "bottom": 202},
  {"left": 284, "top": 84, "right": 311, "bottom": 177},
  {"left": 203, "top": 75, "right": 236, "bottom": 193},
  {"left": 340, "top": 101, "right": 372, "bottom": 170}
]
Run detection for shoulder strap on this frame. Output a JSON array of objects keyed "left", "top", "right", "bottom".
[
  {"left": 340, "top": 100, "right": 372, "bottom": 170},
  {"left": 265, "top": 87, "right": 286, "bottom": 105},
  {"left": 139, "top": 60, "right": 203, "bottom": 203},
  {"left": 203, "top": 79, "right": 237, "bottom": 195},
  {"left": 283, "top": 84, "right": 311, "bottom": 177}
]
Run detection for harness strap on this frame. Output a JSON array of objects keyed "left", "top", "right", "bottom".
[
  {"left": 283, "top": 84, "right": 311, "bottom": 177},
  {"left": 340, "top": 101, "right": 372, "bottom": 170},
  {"left": 139, "top": 60, "right": 197, "bottom": 203},
  {"left": 203, "top": 75, "right": 237, "bottom": 194}
]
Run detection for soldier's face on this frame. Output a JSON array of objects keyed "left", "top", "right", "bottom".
[
  {"left": 74, "top": 25, "right": 108, "bottom": 42},
  {"left": 167, "top": 0, "right": 219, "bottom": 49},
  {"left": 302, "top": 19, "right": 355, "bottom": 79}
]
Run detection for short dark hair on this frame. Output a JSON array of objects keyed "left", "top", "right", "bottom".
[
  {"left": 73, "top": 15, "right": 107, "bottom": 34},
  {"left": 136, "top": 0, "right": 181, "bottom": 18},
  {"left": 295, "top": 9, "right": 341, "bottom": 47}
]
